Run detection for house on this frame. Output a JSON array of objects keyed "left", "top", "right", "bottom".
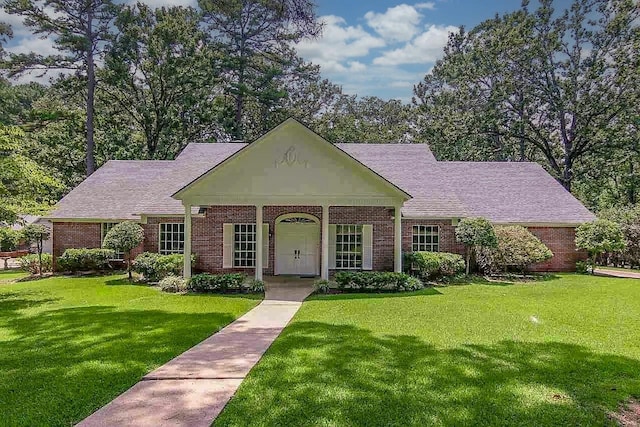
[{"left": 46, "top": 118, "right": 595, "bottom": 280}]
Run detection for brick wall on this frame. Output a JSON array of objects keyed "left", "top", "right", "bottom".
[
  {"left": 528, "top": 227, "right": 586, "bottom": 272},
  {"left": 52, "top": 222, "right": 102, "bottom": 258}
]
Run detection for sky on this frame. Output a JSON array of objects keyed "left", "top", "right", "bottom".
[{"left": 0, "top": 0, "right": 573, "bottom": 101}]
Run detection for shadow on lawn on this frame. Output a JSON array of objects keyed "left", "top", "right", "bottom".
[
  {"left": 216, "top": 321, "right": 640, "bottom": 427},
  {"left": 0, "top": 302, "right": 237, "bottom": 426}
]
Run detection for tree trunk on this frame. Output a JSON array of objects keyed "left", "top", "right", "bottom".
[
  {"left": 562, "top": 155, "right": 573, "bottom": 192},
  {"left": 127, "top": 253, "right": 132, "bottom": 281},
  {"left": 465, "top": 250, "right": 471, "bottom": 275},
  {"left": 85, "top": 11, "right": 96, "bottom": 176}
]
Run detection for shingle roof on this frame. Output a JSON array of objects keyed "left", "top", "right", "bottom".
[{"left": 47, "top": 142, "right": 595, "bottom": 224}]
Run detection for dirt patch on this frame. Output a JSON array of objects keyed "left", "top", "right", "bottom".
[{"left": 611, "top": 399, "right": 640, "bottom": 427}]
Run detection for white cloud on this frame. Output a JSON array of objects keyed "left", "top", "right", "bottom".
[
  {"left": 364, "top": 4, "right": 424, "bottom": 42},
  {"left": 295, "top": 15, "right": 385, "bottom": 73},
  {"left": 128, "top": 0, "right": 197, "bottom": 6},
  {"left": 6, "top": 36, "right": 59, "bottom": 56},
  {"left": 415, "top": 2, "right": 436, "bottom": 10},
  {"left": 373, "top": 24, "right": 458, "bottom": 65}
]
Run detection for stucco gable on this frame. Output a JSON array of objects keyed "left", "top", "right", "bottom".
[{"left": 173, "top": 119, "right": 411, "bottom": 206}]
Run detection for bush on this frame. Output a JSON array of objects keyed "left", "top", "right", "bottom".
[
  {"left": 575, "top": 260, "right": 589, "bottom": 274},
  {"left": 333, "top": 271, "right": 423, "bottom": 292},
  {"left": 245, "top": 279, "right": 265, "bottom": 293},
  {"left": 159, "top": 275, "right": 187, "bottom": 293},
  {"left": 132, "top": 252, "right": 194, "bottom": 282},
  {"left": 404, "top": 252, "right": 465, "bottom": 281},
  {"left": 0, "top": 227, "right": 20, "bottom": 252},
  {"left": 19, "top": 253, "right": 53, "bottom": 274},
  {"left": 57, "top": 248, "right": 115, "bottom": 272},
  {"left": 188, "top": 273, "right": 246, "bottom": 293},
  {"left": 313, "top": 279, "right": 332, "bottom": 294},
  {"left": 476, "top": 226, "right": 553, "bottom": 274},
  {"left": 576, "top": 219, "right": 625, "bottom": 273}
]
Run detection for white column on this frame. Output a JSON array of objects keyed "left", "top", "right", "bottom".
[
  {"left": 255, "top": 204, "right": 263, "bottom": 281},
  {"left": 183, "top": 204, "right": 192, "bottom": 280},
  {"left": 321, "top": 204, "right": 330, "bottom": 280},
  {"left": 394, "top": 205, "right": 402, "bottom": 273}
]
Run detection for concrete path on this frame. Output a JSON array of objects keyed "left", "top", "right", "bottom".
[
  {"left": 77, "top": 278, "right": 314, "bottom": 427},
  {"left": 594, "top": 268, "right": 640, "bottom": 279}
]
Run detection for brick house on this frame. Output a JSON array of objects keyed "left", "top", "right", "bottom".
[{"left": 46, "top": 118, "right": 595, "bottom": 280}]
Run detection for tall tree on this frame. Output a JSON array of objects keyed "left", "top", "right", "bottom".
[
  {"left": 415, "top": 0, "right": 640, "bottom": 192},
  {"left": 3, "top": 0, "right": 120, "bottom": 176},
  {"left": 102, "top": 3, "right": 221, "bottom": 159},
  {"left": 0, "top": 20, "right": 11, "bottom": 59},
  {"left": 199, "top": 0, "right": 322, "bottom": 139}
]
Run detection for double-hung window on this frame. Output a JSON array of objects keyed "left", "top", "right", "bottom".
[
  {"left": 159, "top": 223, "right": 185, "bottom": 255},
  {"left": 335, "top": 224, "right": 363, "bottom": 269},
  {"left": 102, "top": 222, "right": 124, "bottom": 260},
  {"left": 412, "top": 225, "right": 439, "bottom": 252},
  {"left": 234, "top": 224, "right": 256, "bottom": 267}
]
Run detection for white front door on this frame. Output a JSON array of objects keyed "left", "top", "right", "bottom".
[{"left": 275, "top": 221, "right": 320, "bottom": 276}]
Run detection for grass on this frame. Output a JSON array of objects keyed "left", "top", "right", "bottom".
[
  {"left": 216, "top": 274, "right": 640, "bottom": 426},
  {"left": 0, "top": 269, "right": 29, "bottom": 283},
  {"left": 0, "top": 274, "right": 259, "bottom": 426}
]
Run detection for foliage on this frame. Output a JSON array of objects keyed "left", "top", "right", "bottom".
[
  {"left": 18, "top": 253, "right": 52, "bottom": 274},
  {"left": 575, "top": 260, "right": 589, "bottom": 274},
  {"left": 21, "top": 223, "right": 50, "bottom": 275},
  {"left": 414, "top": 0, "right": 640, "bottom": 196},
  {"left": 313, "top": 279, "right": 332, "bottom": 294},
  {"left": 404, "top": 252, "right": 466, "bottom": 281},
  {"left": 159, "top": 275, "right": 187, "bottom": 293},
  {"left": 188, "top": 273, "right": 246, "bottom": 293},
  {"left": 455, "top": 218, "right": 498, "bottom": 274},
  {"left": 132, "top": 252, "right": 194, "bottom": 282},
  {"left": 57, "top": 248, "right": 115, "bottom": 272},
  {"left": 102, "top": 221, "right": 144, "bottom": 280},
  {"left": 599, "top": 204, "right": 640, "bottom": 268},
  {"left": 476, "top": 226, "right": 553, "bottom": 274},
  {"left": 0, "top": 227, "right": 20, "bottom": 252},
  {"left": 576, "top": 219, "right": 626, "bottom": 272},
  {"left": 333, "top": 271, "right": 423, "bottom": 292},
  {"left": 246, "top": 279, "right": 265, "bottom": 293},
  {"left": 0, "top": 125, "right": 62, "bottom": 223}
]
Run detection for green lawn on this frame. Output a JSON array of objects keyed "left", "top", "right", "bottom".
[
  {"left": 216, "top": 274, "right": 640, "bottom": 426},
  {"left": 0, "top": 274, "right": 259, "bottom": 426},
  {"left": 0, "top": 269, "right": 28, "bottom": 283}
]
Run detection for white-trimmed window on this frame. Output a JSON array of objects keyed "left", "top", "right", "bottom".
[
  {"left": 159, "top": 223, "right": 185, "bottom": 255},
  {"left": 412, "top": 225, "right": 439, "bottom": 252},
  {"left": 234, "top": 224, "right": 256, "bottom": 267},
  {"left": 335, "top": 224, "right": 363, "bottom": 269},
  {"left": 102, "top": 222, "right": 124, "bottom": 260}
]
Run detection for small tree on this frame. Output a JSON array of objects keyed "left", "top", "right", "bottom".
[
  {"left": 477, "top": 225, "right": 553, "bottom": 274},
  {"left": 21, "top": 224, "right": 50, "bottom": 275},
  {"left": 102, "top": 221, "right": 144, "bottom": 281},
  {"left": 0, "top": 226, "right": 21, "bottom": 270},
  {"left": 575, "top": 220, "right": 626, "bottom": 273},
  {"left": 455, "top": 217, "right": 498, "bottom": 274}
]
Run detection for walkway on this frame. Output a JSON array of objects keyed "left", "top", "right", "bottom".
[
  {"left": 594, "top": 268, "right": 640, "bottom": 279},
  {"left": 76, "top": 278, "right": 314, "bottom": 427}
]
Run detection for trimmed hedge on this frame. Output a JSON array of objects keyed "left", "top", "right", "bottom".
[
  {"left": 404, "top": 251, "right": 465, "bottom": 281},
  {"left": 57, "top": 248, "right": 115, "bottom": 272},
  {"left": 188, "top": 273, "right": 246, "bottom": 293},
  {"left": 133, "top": 252, "right": 194, "bottom": 282},
  {"left": 333, "top": 271, "right": 423, "bottom": 292},
  {"left": 477, "top": 226, "right": 553, "bottom": 274},
  {"left": 19, "top": 253, "right": 53, "bottom": 274}
]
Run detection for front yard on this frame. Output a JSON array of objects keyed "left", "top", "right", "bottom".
[
  {"left": 0, "top": 274, "right": 259, "bottom": 426},
  {"left": 215, "top": 274, "right": 640, "bottom": 426}
]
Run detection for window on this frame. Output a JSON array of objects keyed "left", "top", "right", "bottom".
[
  {"left": 234, "top": 224, "right": 256, "bottom": 267},
  {"left": 159, "top": 223, "right": 185, "bottom": 255},
  {"left": 335, "top": 224, "right": 363, "bottom": 269},
  {"left": 102, "top": 222, "right": 124, "bottom": 260},
  {"left": 412, "top": 225, "right": 439, "bottom": 252}
]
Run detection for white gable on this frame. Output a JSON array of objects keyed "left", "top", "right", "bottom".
[{"left": 174, "top": 119, "right": 410, "bottom": 206}]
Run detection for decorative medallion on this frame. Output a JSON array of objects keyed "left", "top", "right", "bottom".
[{"left": 274, "top": 146, "right": 309, "bottom": 168}]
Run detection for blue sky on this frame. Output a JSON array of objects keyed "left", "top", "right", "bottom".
[{"left": 0, "top": 0, "right": 573, "bottom": 100}]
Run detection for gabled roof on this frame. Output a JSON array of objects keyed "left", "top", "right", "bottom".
[{"left": 46, "top": 128, "right": 595, "bottom": 224}]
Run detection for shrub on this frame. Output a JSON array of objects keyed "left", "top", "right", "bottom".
[
  {"left": 0, "top": 227, "right": 20, "bottom": 252},
  {"left": 188, "top": 273, "right": 246, "bottom": 293},
  {"left": 576, "top": 219, "right": 626, "bottom": 273},
  {"left": 245, "top": 279, "right": 265, "bottom": 293},
  {"left": 313, "top": 279, "right": 332, "bottom": 294},
  {"left": 455, "top": 217, "right": 498, "bottom": 274},
  {"left": 575, "top": 260, "right": 589, "bottom": 274},
  {"left": 599, "top": 205, "right": 640, "bottom": 268},
  {"left": 132, "top": 252, "right": 194, "bottom": 282},
  {"left": 102, "top": 221, "right": 144, "bottom": 280},
  {"left": 57, "top": 248, "right": 115, "bottom": 272},
  {"left": 19, "top": 253, "right": 53, "bottom": 274},
  {"left": 159, "top": 275, "right": 187, "bottom": 293},
  {"left": 477, "top": 226, "right": 553, "bottom": 274},
  {"left": 333, "top": 271, "right": 423, "bottom": 292},
  {"left": 404, "top": 252, "right": 465, "bottom": 281}
]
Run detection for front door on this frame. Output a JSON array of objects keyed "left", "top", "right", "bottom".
[{"left": 275, "top": 219, "right": 320, "bottom": 276}]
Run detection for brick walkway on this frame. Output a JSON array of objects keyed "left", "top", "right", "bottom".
[{"left": 76, "top": 278, "right": 314, "bottom": 427}]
